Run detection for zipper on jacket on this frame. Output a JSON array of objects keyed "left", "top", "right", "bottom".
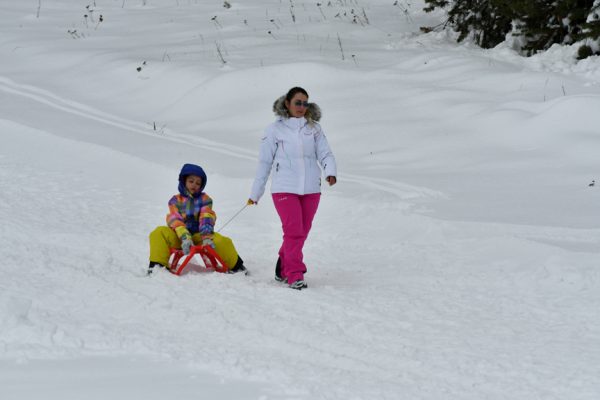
[{"left": 276, "top": 162, "right": 279, "bottom": 172}]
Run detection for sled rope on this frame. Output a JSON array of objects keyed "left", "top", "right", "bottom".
[{"left": 217, "top": 203, "right": 248, "bottom": 233}]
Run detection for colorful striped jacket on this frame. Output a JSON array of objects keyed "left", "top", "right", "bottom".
[{"left": 166, "top": 191, "right": 216, "bottom": 240}]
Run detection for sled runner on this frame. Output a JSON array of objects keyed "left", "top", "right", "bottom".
[{"left": 168, "top": 245, "right": 229, "bottom": 275}]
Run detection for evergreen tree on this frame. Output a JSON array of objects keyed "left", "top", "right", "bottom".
[
  {"left": 423, "top": 0, "right": 513, "bottom": 49},
  {"left": 423, "top": 0, "right": 600, "bottom": 59},
  {"left": 511, "top": 0, "right": 594, "bottom": 56},
  {"left": 578, "top": 0, "right": 600, "bottom": 58}
]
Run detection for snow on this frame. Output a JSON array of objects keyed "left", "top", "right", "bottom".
[{"left": 1, "top": 0, "right": 599, "bottom": 399}]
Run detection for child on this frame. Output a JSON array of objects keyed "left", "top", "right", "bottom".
[{"left": 148, "top": 163, "right": 247, "bottom": 275}]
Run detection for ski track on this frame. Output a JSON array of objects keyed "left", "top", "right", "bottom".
[
  {"left": 0, "top": 74, "right": 444, "bottom": 203},
  {"left": 0, "top": 75, "right": 256, "bottom": 161}
]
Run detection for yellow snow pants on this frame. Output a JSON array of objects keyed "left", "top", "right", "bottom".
[{"left": 148, "top": 226, "right": 239, "bottom": 270}]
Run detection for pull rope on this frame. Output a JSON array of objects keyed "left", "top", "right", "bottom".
[{"left": 216, "top": 203, "right": 249, "bottom": 233}]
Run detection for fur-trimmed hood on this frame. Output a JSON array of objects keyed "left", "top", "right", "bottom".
[{"left": 272, "top": 95, "right": 322, "bottom": 123}]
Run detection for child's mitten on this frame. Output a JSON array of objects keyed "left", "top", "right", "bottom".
[
  {"left": 182, "top": 238, "right": 193, "bottom": 254},
  {"left": 202, "top": 238, "right": 215, "bottom": 249}
]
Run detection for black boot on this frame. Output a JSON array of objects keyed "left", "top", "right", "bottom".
[
  {"left": 274, "top": 257, "right": 286, "bottom": 282},
  {"left": 229, "top": 256, "right": 248, "bottom": 275},
  {"left": 147, "top": 261, "right": 165, "bottom": 275}
]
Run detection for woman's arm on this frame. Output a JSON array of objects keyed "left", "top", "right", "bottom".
[
  {"left": 315, "top": 127, "right": 337, "bottom": 182},
  {"left": 249, "top": 127, "right": 278, "bottom": 203}
]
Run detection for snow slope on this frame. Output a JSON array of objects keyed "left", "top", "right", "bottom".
[{"left": 1, "top": 1, "right": 599, "bottom": 399}]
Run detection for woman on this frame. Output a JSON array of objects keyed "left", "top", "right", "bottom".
[{"left": 248, "top": 87, "right": 337, "bottom": 290}]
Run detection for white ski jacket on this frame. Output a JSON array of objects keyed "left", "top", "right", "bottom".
[{"left": 250, "top": 115, "right": 337, "bottom": 202}]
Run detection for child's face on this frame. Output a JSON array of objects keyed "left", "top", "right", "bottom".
[{"left": 185, "top": 175, "right": 203, "bottom": 194}]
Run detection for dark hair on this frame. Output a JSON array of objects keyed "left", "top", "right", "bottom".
[{"left": 285, "top": 86, "right": 309, "bottom": 102}]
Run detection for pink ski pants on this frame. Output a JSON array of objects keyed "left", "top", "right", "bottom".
[{"left": 272, "top": 193, "right": 321, "bottom": 283}]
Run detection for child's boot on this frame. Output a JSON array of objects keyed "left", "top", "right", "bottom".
[
  {"left": 229, "top": 256, "right": 248, "bottom": 275},
  {"left": 147, "top": 261, "right": 165, "bottom": 275}
]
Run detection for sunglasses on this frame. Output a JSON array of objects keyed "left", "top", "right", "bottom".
[{"left": 293, "top": 100, "right": 309, "bottom": 107}]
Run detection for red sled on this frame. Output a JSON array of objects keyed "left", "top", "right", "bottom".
[{"left": 168, "top": 245, "right": 229, "bottom": 275}]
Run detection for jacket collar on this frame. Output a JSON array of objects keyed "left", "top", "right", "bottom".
[{"left": 279, "top": 116, "right": 307, "bottom": 129}]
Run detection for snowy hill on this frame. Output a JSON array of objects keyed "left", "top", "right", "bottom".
[{"left": 1, "top": 1, "right": 599, "bottom": 399}]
